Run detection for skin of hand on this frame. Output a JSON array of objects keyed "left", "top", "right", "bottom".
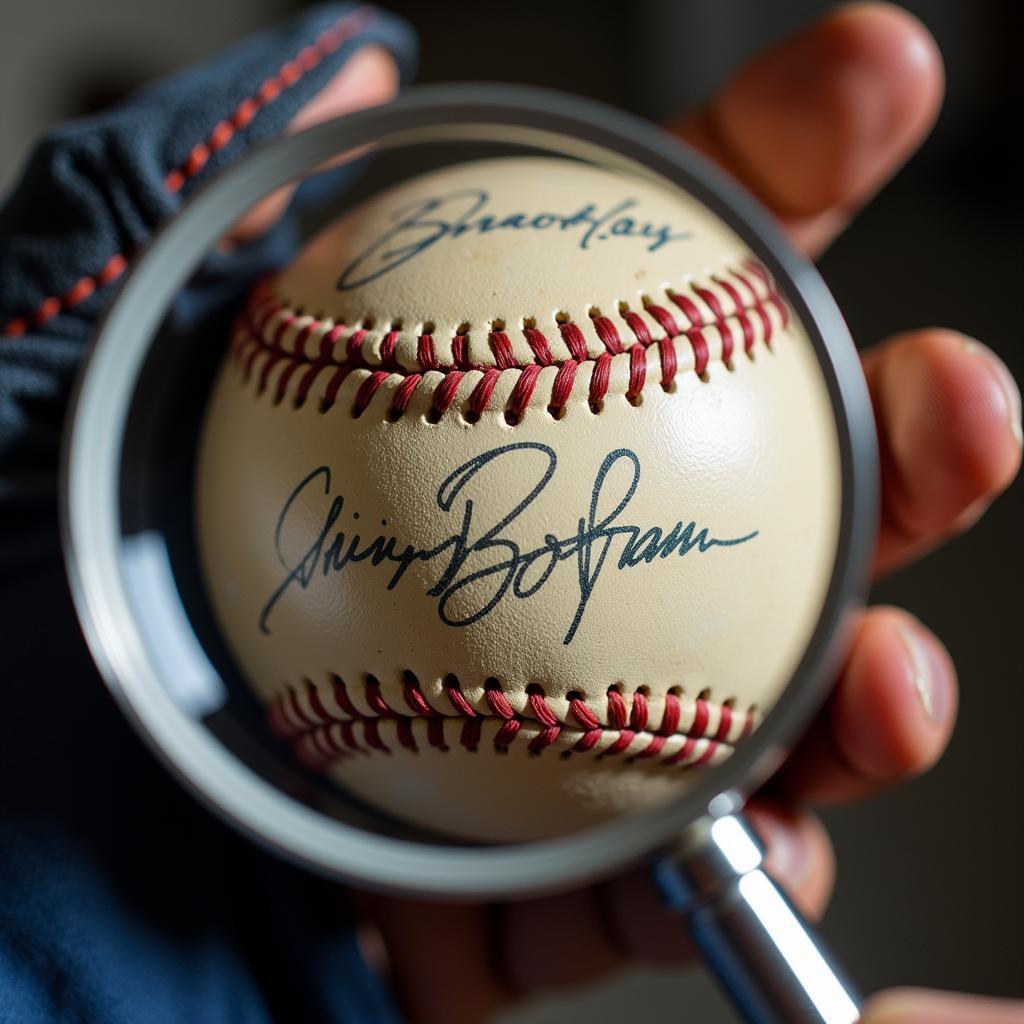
[{"left": 254, "top": 7, "right": 1024, "bottom": 1022}]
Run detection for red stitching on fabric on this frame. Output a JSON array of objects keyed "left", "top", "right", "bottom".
[
  {"left": 238, "top": 261, "right": 787, "bottom": 420},
  {"left": 0, "top": 6, "right": 376, "bottom": 339},
  {"left": 274, "top": 675, "right": 758, "bottom": 770},
  {"left": 164, "top": 7, "right": 376, "bottom": 193}
]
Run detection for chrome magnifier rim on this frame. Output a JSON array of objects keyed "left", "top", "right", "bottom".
[{"left": 60, "top": 83, "right": 878, "bottom": 901}]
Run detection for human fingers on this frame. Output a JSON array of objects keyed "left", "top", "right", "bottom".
[
  {"left": 863, "top": 988, "right": 1024, "bottom": 1023},
  {"left": 361, "top": 806, "right": 833, "bottom": 1020},
  {"left": 770, "top": 606, "right": 957, "bottom": 805},
  {"left": 864, "top": 329, "right": 1022, "bottom": 576},
  {"left": 223, "top": 44, "right": 398, "bottom": 246},
  {"left": 495, "top": 804, "right": 832, "bottom": 987},
  {"left": 668, "top": 3, "right": 943, "bottom": 255}
]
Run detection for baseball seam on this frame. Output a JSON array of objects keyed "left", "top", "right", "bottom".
[
  {"left": 232, "top": 258, "right": 788, "bottom": 422},
  {"left": 268, "top": 675, "right": 758, "bottom": 769}
]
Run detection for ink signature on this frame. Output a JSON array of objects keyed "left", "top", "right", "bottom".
[
  {"left": 259, "top": 443, "right": 757, "bottom": 645},
  {"left": 335, "top": 188, "right": 693, "bottom": 291}
]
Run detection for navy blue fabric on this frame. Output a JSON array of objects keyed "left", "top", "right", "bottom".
[{"left": 0, "top": 7, "right": 416, "bottom": 1021}]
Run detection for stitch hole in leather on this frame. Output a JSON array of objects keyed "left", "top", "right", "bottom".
[
  {"left": 627, "top": 391, "right": 644, "bottom": 408},
  {"left": 462, "top": 408, "right": 481, "bottom": 425},
  {"left": 425, "top": 406, "right": 443, "bottom": 425},
  {"left": 588, "top": 399, "right": 604, "bottom": 415},
  {"left": 546, "top": 403, "right": 567, "bottom": 421},
  {"left": 360, "top": 316, "right": 376, "bottom": 330},
  {"left": 317, "top": 397, "right": 333, "bottom": 414},
  {"left": 503, "top": 409, "right": 521, "bottom": 426},
  {"left": 418, "top": 320, "right": 435, "bottom": 336},
  {"left": 385, "top": 405, "right": 403, "bottom": 423}
]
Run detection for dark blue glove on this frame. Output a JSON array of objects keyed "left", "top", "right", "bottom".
[{"left": 0, "top": 7, "right": 416, "bottom": 1022}]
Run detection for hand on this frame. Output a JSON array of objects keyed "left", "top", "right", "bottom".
[
  {"left": 356, "top": 6, "right": 1022, "bottom": 1021},
  {"left": 863, "top": 989, "right": 1024, "bottom": 1023}
]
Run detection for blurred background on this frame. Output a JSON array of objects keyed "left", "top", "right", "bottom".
[{"left": 2, "top": 0, "right": 1020, "bottom": 1020}]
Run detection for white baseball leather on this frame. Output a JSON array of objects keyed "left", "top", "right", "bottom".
[{"left": 196, "top": 157, "right": 841, "bottom": 842}]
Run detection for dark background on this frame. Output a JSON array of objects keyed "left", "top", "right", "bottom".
[{"left": 1, "top": 1, "right": 1020, "bottom": 1020}]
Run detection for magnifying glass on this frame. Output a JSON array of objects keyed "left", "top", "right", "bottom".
[{"left": 61, "top": 84, "right": 878, "bottom": 1024}]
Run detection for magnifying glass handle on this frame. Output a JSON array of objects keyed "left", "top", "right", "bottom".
[{"left": 654, "top": 813, "right": 861, "bottom": 1024}]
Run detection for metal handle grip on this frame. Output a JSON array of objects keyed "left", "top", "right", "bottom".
[{"left": 654, "top": 814, "right": 861, "bottom": 1024}]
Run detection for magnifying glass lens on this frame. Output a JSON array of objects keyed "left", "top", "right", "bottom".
[
  {"left": 193, "top": 151, "right": 841, "bottom": 844},
  {"left": 67, "top": 93, "right": 873, "bottom": 1022},
  {"left": 67, "top": 90, "right": 874, "bottom": 895}
]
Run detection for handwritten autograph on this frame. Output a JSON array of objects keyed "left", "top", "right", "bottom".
[
  {"left": 259, "top": 444, "right": 757, "bottom": 646},
  {"left": 335, "top": 188, "right": 693, "bottom": 291}
]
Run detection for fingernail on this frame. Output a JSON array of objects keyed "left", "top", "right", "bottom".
[
  {"left": 894, "top": 621, "right": 950, "bottom": 727},
  {"left": 760, "top": 816, "right": 810, "bottom": 886},
  {"left": 965, "top": 340, "right": 1023, "bottom": 447}
]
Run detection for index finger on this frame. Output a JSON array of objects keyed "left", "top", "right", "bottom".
[{"left": 667, "top": 3, "right": 944, "bottom": 256}]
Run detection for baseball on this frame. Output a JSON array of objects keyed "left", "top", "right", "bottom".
[{"left": 196, "top": 156, "right": 841, "bottom": 842}]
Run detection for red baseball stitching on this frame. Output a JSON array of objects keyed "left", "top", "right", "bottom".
[
  {"left": 232, "top": 258, "right": 789, "bottom": 421},
  {"left": 0, "top": 6, "right": 376, "bottom": 339},
  {"left": 267, "top": 675, "right": 758, "bottom": 771}
]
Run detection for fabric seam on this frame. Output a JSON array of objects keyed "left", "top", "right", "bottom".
[{"left": 0, "top": 5, "right": 377, "bottom": 339}]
